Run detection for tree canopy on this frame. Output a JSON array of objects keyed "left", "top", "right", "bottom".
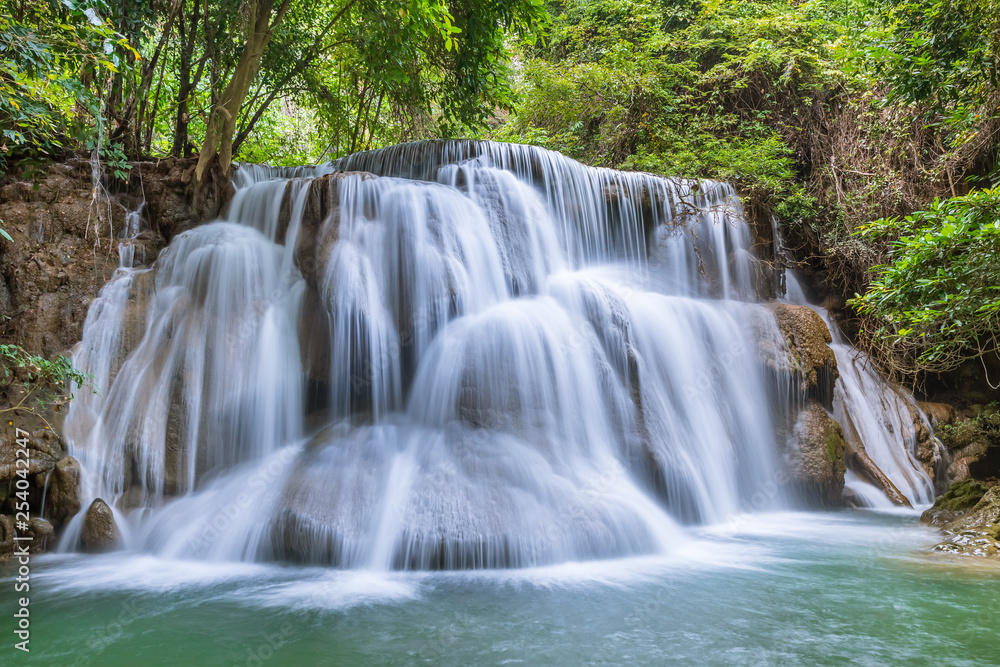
[{"left": 0, "top": 0, "right": 550, "bottom": 182}]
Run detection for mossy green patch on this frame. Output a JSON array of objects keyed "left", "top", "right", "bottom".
[{"left": 931, "top": 479, "right": 990, "bottom": 512}]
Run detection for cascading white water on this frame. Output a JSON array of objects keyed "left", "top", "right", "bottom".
[
  {"left": 781, "top": 270, "right": 936, "bottom": 507},
  {"left": 61, "top": 140, "right": 931, "bottom": 569}
]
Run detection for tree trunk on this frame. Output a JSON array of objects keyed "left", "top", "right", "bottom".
[
  {"left": 194, "top": 0, "right": 291, "bottom": 188},
  {"left": 171, "top": 0, "right": 201, "bottom": 157}
]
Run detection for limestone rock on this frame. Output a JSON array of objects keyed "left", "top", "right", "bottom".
[
  {"left": 937, "top": 412, "right": 1000, "bottom": 482},
  {"left": 0, "top": 430, "right": 60, "bottom": 483},
  {"left": 81, "top": 498, "right": 120, "bottom": 553},
  {"left": 766, "top": 304, "right": 837, "bottom": 383},
  {"left": 920, "top": 479, "right": 989, "bottom": 527},
  {"left": 919, "top": 401, "right": 957, "bottom": 428},
  {"left": 281, "top": 171, "right": 376, "bottom": 290},
  {"left": 46, "top": 456, "right": 82, "bottom": 525},
  {"left": 782, "top": 400, "right": 846, "bottom": 506},
  {"left": 905, "top": 401, "right": 947, "bottom": 492},
  {"left": 26, "top": 517, "right": 54, "bottom": 551},
  {"left": 933, "top": 485, "right": 1000, "bottom": 557},
  {"left": 759, "top": 303, "right": 838, "bottom": 408}
]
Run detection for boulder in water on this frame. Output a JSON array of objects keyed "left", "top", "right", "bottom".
[
  {"left": 782, "top": 400, "right": 846, "bottom": 506},
  {"left": 26, "top": 517, "right": 54, "bottom": 551},
  {"left": 81, "top": 498, "right": 120, "bottom": 552}
]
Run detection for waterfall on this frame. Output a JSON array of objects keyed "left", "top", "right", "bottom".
[
  {"left": 60, "top": 140, "right": 933, "bottom": 569},
  {"left": 781, "top": 271, "right": 936, "bottom": 507}
]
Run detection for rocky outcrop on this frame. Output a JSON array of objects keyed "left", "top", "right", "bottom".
[
  {"left": 933, "top": 484, "right": 1000, "bottom": 557},
  {"left": 930, "top": 408, "right": 1000, "bottom": 482},
  {"left": 0, "top": 430, "right": 81, "bottom": 524},
  {"left": 754, "top": 305, "right": 847, "bottom": 505},
  {"left": 0, "top": 156, "right": 226, "bottom": 360},
  {"left": 0, "top": 428, "right": 60, "bottom": 482},
  {"left": 0, "top": 157, "right": 226, "bottom": 556},
  {"left": 903, "top": 401, "right": 949, "bottom": 493},
  {"left": 919, "top": 401, "right": 957, "bottom": 428},
  {"left": 81, "top": 498, "right": 120, "bottom": 553},
  {"left": 760, "top": 303, "right": 838, "bottom": 407},
  {"left": 45, "top": 456, "right": 82, "bottom": 525},
  {"left": 277, "top": 171, "right": 374, "bottom": 289},
  {"left": 781, "top": 400, "right": 847, "bottom": 505},
  {"left": 921, "top": 479, "right": 989, "bottom": 527}
]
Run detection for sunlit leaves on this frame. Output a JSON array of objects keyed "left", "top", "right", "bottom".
[
  {"left": 851, "top": 188, "right": 1000, "bottom": 371},
  {"left": 0, "top": 0, "right": 130, "bottom": 165}
]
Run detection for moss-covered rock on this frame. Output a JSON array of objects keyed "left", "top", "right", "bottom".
[
  {"left": 932, "top": 485, "right": 1000, "bottom": 557},
  {"left": 781, "top": 400, "right": 846, "bottom": 506},
  {"left": 920, "top": 479, "right": 990, "bottom": 526}
]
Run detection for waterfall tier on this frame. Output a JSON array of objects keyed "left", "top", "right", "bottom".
[{"left": 62, "top": 140, "right": 936, "bottom": 568}]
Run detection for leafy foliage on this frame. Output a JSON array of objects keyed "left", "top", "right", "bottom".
[
  {"left": 865, "top": 0, "right": 1000, "bottom": 131},
  {"left": 0, "top": 344, "right": 96, "bottom": 419},
  {"left": 936, "top": 407, "right": 1000, "bottom": 453},
  {"left": 0, "top": 0, "right": 131, "bottom": 166},
  {"left": 851, "top": 188, "right": 1000, "bottom": 372}
]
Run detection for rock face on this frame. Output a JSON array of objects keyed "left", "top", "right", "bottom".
[
  {"left": 0, "top": 156, "right": 226, "bottom": 359},
  {"left": 905, "top": 401, "right": 948, "bottom": 493},
  {"left": 782, "top": 400, "right": 847, "bottom": 506},
  {"left": 0, "top": 157, "right": 224, "bottom": 555},
  {"left": 919, "top": 401, "right": 957, "bottom": 428},
  {"left": 277, "top": 171, "right": 375, "bottom": 289},
  {"left": 933, "top": 484, "right": 1000, "bottom": 557},
  {"left": 921, "top": 479, "right": 989, "bottom": 527},
  {"left": 761, "top": 303, "right": 838, "bottom": 407},
  {"left": 755, "top": 305, "right": 845, "bottom": 505},
  {"left": 81, "top": 498, "right": 120, "bottom": 553},
  {"left": 751, "top": 303, "right": 838, "bottom": 410},
  {"left": 46, "top": 456, "right": 82, "bottom": 525},
  {"left": 933, "top": 409, "right": 1000, "bottom": 482},
  {"left": 0, "top": 428, "right": 60, "bottom": 482}
]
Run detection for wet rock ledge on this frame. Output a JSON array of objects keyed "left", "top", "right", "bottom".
[{"left": 923, "top": 480, "right": 1000, "bottom": 557}]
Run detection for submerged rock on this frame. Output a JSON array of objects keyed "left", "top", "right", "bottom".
[
  {"left": 81, "top": 498, "right": 120, "bottom": 553},
  {"left": 933, "top": 484, "right": 1000, "bottom": 557}
]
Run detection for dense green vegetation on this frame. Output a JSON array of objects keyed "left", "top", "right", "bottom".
[
  {"left": 2, "top": 0, "right": 999, "bottom": 381},
  {"left": 0, "top": 0, "right": 548, "bottom": 182},
  {"left": 852, "top": 189, "right": 1000, "bottom": 373}
]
